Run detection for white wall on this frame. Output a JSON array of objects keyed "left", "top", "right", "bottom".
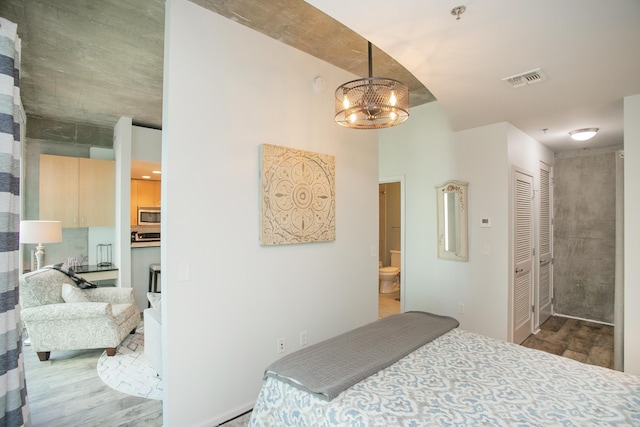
[
  {"left": 114, "top": 123, "right": 162, "bottom": 292},
  {"left": 380, "top": 108, "right": 553, "bottom": 341},
  {"left": 113, "top": 117, "right": 132, "bottom": 288},
  {"left": 379, "top": 104, "right": 506, "bottom": 338},
  {"left": 454, "top": 123, "right": 510, "bottom": 339},
  {"left": 624, "top": 93, "right": 640, "bottom": 374},
  {"left": 162, "top": 1, "right": 379, "bottom": 425},
  {"left": 131, "top": 125, "right": 161, "bottom": 162}
]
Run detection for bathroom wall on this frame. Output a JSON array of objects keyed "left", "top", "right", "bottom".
[
  {"left": 379, "top": 182, "right": 401, "bottom": 266},
  {"left": 553, "top": 147, "right": 621, "bottom": 323}
]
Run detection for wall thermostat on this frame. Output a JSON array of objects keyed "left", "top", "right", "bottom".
[{"left": 480, "top": 218, "right": 491, "bottom": 228}]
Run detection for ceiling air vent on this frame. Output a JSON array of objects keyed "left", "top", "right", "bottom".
[{"left": 502, "top": 68, "right": 547, "bottom": 88}]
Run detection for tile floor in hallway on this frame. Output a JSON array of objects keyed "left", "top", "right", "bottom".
[
  {"left": 378, "top": 290, "right": 401, "bottom": 318},
  {"left": 520, "top": 315, "right": 614, "bottom": 369}
]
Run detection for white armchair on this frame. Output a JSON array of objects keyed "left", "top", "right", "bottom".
[{"left": 20, "top": 268, "right": 140, "bottom": 361}]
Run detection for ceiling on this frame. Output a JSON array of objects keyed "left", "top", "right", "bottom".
[
  {"left": 307, "top": 0, "right": 640, "bottom": 152},
  {"left": 2, "top": 0, "right": 639, "bottom": 153},
  {"left": 131, "top": 160, "right": 161, "bottom": 182}
]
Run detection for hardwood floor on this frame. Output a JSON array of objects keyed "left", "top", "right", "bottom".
[{"left": 23, "top": 342, "right": 162, "bottom": 427}]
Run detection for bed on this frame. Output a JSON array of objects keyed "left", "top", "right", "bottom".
[{"left": 249, "top": 311, "right": 640, "bottom": 426}]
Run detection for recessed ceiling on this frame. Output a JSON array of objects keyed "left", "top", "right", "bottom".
[{"left": 131, "top": 160, "right": 161, "bottom": 181}]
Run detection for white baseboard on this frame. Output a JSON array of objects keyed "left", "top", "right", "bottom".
[{"left": 553, "top": 312, "right": 614, "bottom": 327}]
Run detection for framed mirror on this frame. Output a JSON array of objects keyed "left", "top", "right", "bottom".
[{"left": 436, "top": 181, "right": 468, "bottom": 261}]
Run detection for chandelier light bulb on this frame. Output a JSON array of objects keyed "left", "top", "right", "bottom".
[
  {"left": 389, "top": 90, "right": 397, "bottom": 106},
  {"left": 334, "top": 42, "right": 409, "bottom": 129}
]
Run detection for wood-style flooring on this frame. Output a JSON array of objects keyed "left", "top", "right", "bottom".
[
  {"left": 521, "top": 315, "right": 614, "bottom": 369},
  {"left": 22, "top": 342, "right": 162, "bottom": 427}
]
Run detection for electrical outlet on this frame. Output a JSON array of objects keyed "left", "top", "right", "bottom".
[
  {"left": 300, "top": 330, "right": 308, "bottom": 346},
  {"left": 277, "top": 338, "right": 285, "bottom": 354},
  {"left": 458, "top": 303, "right": 465, "bottom": 314}
]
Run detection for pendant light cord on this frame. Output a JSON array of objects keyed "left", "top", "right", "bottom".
[{"left": 368, "top": 42, "right": 373, "bottom": 78}]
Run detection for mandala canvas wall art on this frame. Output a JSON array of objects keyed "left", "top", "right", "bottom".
[{"left": 260, "top": 144, "right": 336, "bottom": 245}]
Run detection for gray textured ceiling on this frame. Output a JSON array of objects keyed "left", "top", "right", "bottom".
[
  {"left": 1, "top": 0, "right": 164, "bottom": 129},
  {"left": 0, "top": 0, "right": 434, "bottom": 130}
]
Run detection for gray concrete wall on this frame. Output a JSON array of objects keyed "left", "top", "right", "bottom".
[{"left": 553, "top": 150, "right": 617, "bottom": 323}]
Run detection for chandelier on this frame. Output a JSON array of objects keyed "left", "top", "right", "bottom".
[{"left": 335, "top": 42, "right": 409, "bottom": 129}]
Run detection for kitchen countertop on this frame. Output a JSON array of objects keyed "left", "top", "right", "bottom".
[
  {"left": 75, "top": 264, "right": 118, "bottom": 273},
  {"left": 131, "top": 241, "right": 161, "bottom": 248}
]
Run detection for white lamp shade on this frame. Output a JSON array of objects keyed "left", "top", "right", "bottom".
[{"left": 19, "top": 220, "right": 62, "bottom": 244}]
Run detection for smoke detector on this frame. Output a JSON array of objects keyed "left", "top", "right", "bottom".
[{"left": 502, "top": 68, "right": 547, "bottom": 88}]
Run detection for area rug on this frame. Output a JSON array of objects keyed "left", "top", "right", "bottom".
[
  {"left": 220, "top": 411, "right": 252, "bottom": 426},
  {"left": 96, "top": 327, "right": 163, "bottom": 400}
]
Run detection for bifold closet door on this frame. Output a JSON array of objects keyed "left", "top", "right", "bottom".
[{"left": 513, "top": 170, "right": 534, "bottom": 344}]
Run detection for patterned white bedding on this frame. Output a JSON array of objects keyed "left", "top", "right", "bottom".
[{"left": 249, "top": 329, "right": 640, "bottom": 426}]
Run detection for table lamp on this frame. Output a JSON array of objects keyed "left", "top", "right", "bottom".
[{"left": 19, "top": 220, "right": 62, "bottom": 270}]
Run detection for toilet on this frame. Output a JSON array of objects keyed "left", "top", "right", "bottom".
[{"left": 379, "top": 249, "right": 401, "bottom": 293}]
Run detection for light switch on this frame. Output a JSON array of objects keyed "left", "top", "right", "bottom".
[{"left": 480, "top": 218, "right": 491, "bottom": 228}]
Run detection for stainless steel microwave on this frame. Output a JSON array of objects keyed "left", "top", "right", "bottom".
[{"left": 138, "top": 207, "right": 161, "bottom": 225}]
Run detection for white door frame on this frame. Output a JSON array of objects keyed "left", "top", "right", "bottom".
[
  {"left": 536, "top": 161, "right": 554, "bottom": 328},
  {"left": 379, "top": 175, "right": 406, "bottom": 313}
]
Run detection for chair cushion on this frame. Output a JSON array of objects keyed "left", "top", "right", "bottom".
[
  {"left": 20, "top": 269, "right": 68, "bottom": 308},
  {"left": 61, "top": 283, "right": 90, "bottom": 303},
  {"left": 112, "top": 303, "right": 138, "bottom": 326}
]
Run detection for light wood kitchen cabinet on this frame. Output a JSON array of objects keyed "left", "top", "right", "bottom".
[
  {"left": 137, "top": 180, "right": 161, "bottom": 207},
  {"left": 39, "top": 154, "right": 115, "bottom": 228},
  {"left": 130, "top": 179, "right": 161, "bottom": 225},
  {"left": 130, "top": 179, "right": 138, "bottom": 226}
]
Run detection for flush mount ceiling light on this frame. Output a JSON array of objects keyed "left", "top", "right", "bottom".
[
  {"left": 335, "top": 42, "right": 409, "bottom": 129},
  {"left": 569, "top": 128, "right": 599, "bottom": 141}
]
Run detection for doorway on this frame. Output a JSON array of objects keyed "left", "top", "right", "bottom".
[{"left": 379, "top": 176, "right": 405, "bottom": 318}]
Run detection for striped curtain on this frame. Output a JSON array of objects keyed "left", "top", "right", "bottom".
[{"left": 0, "top": 18, "right": 30, "bottom": 427}]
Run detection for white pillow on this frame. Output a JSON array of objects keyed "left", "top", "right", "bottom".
[
  {"left": 61, "top": 283, "right": 90, "bottom": 303},
  {"left": 147, "top": 292, "right": 162, "bottom": 311}
]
